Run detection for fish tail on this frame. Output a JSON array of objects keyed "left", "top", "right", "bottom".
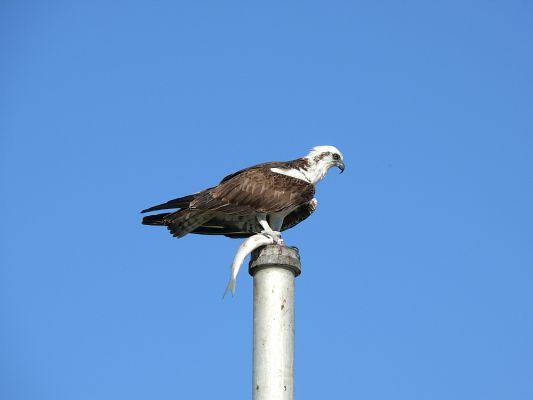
[{"left": 222, "top": 275, "right": 236, "bottom": 299}]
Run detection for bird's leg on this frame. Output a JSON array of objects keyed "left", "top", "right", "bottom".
[
  {"left": 257, "top": 215, "right": 284, "bottom": 245},
  {"left": 268, "top": 214, "right": 286, "bottom": 246}
]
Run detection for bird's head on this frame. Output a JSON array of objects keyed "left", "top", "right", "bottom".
[
  {"left": 303, "top": 145, "right": 345, "bottom": 184},
  {"left": 306, "top": 145, "right": 345, "bottom": 172}
]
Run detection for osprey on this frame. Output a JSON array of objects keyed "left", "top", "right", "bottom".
[
  {"left": 141, "top": 145, "right": 345, "bottom": 295},
  {"left": 142, "top": 145, "right": 345, "bottom": 242}
]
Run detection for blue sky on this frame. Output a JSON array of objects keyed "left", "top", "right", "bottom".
[{"left": 1, "top": 1, "right": 532, "bottom": 399}]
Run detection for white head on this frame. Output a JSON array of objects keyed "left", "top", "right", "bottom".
[{"left": 303, "top": 145, "right": 345, "bottom": 184}]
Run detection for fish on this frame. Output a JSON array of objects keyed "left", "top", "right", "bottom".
[{"left": 223, "top": 234, "right": 277, "bottom": 298}]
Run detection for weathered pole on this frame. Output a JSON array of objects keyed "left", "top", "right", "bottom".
[{"left": 249, "top": 245, "right": 301, "bottom": 400}]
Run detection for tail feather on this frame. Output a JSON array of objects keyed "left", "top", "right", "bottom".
[
  {"left": 164, "top": 210, "right": 216, "bottom": 238},
  {"left": 142, "top": 213, "right": 171, "bottom": 226}
]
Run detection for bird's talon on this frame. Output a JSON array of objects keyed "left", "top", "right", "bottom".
[{"left": 260, "top": 230, "right": 283, "bottom": 245}]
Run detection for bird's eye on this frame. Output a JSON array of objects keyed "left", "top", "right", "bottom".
[{"left": 332, "top": 153, "right": 340, "bottom": 160}]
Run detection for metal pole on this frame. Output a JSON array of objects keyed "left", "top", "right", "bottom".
[{"left": 249, "top": 245, "right": 301, "bottom": 400}]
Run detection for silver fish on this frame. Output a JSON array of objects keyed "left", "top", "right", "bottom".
[{"left": 223, "top": 234, "right": 276, "bottom": 298}]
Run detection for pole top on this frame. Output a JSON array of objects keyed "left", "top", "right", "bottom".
[{"left": 249, "top": 245, "right": 301, "bottom": 277}]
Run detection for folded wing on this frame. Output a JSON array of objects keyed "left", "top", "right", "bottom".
[{"left": 141, "top": 164, "right": 315, "bottom": 238}]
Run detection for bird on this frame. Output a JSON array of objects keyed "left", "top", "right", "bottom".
[{"left": 141, "top": 145, "right": 345, "bottom": 245}]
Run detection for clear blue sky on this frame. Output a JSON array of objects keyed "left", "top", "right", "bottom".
[{"left": 1, "top": 1, "right": 532, "bottom": 399}]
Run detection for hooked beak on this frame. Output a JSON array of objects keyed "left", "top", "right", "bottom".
[{"left": 337, "top": 160, "right": 345, "bottom": 174}]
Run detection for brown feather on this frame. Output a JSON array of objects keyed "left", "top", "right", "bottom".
[
  {"left": 192, "top": 163, "right": 315, "bottom": 214},
  {"left": 141, "top": 158, "right": 316, "bottom": 239}
]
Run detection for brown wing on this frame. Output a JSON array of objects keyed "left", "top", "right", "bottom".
[
  {"left": 185, "top": 199, "right": 317, "bottom": 238},
  {"left": 281, "top": 199, "right": 317, "bottom": 231},
  {"left": 141, "top": 192, "right": 201, "bottom": 213},
  {"left": 190, "top": 166, "right": 315, "bottom": 215}
]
